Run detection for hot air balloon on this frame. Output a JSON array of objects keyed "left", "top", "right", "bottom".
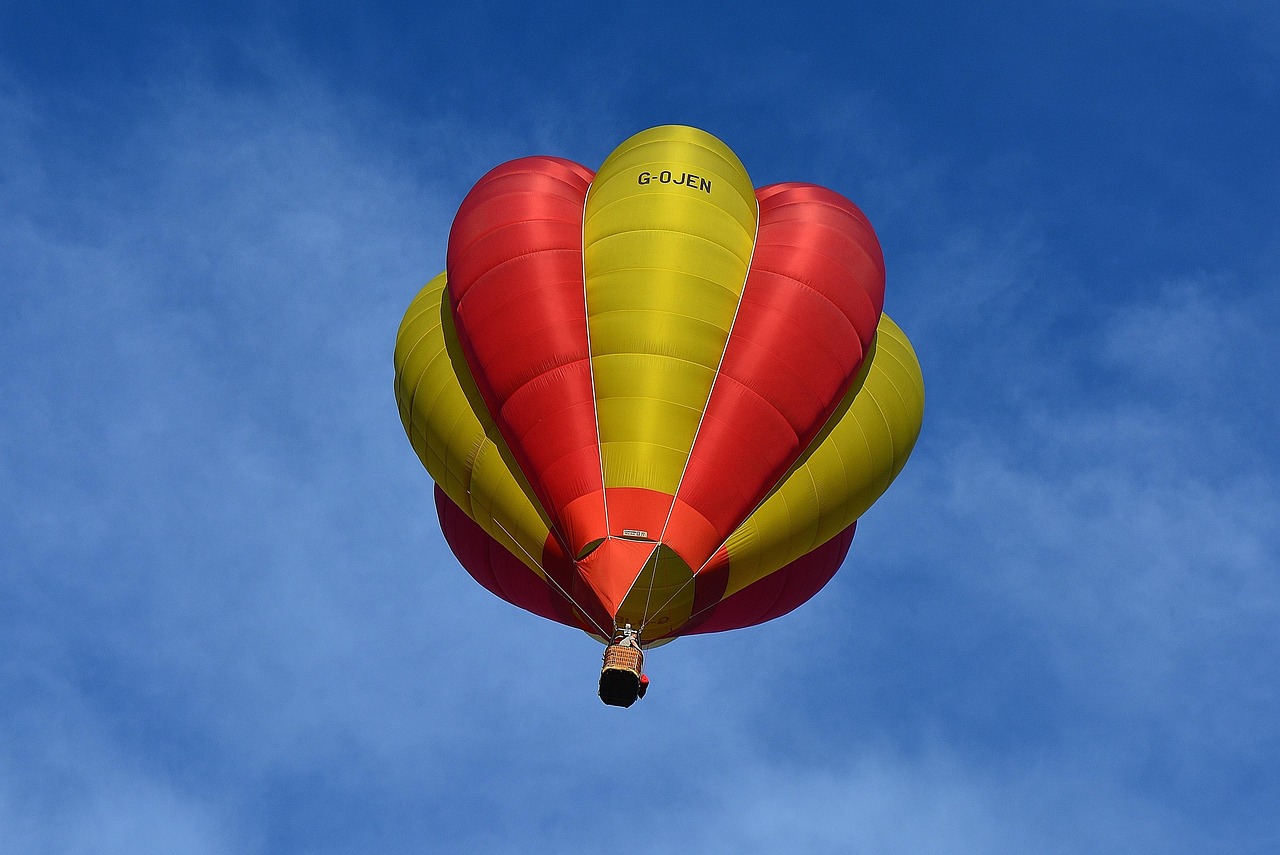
[{"left": 393, "top": 125, "right": 923, "bottom": 706}]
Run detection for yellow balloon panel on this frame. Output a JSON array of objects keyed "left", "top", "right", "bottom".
[
  {"left": 589, "top": 352, "right": 715, "bottom": 412},
  {"left": 584, "top": 125, "right": 759, "bottom": 496},
  {"left": 588, "top": 309, "right": 728, "bottom": 371}
]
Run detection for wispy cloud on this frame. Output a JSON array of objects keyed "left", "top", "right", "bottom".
[
  {"left": 644, "top": 745, "right": 1197, "bottom": 855},
  {"left": 1, "top": 68, "right": 505, "bottom": 851}
]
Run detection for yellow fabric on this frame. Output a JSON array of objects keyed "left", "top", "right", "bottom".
[
  {"left": 393, "top": 273, "right": 555, "bottom": 574},
  {"left": 719, "top": 313, "right": 925, "bottom": 596},
  {"left": 615, "top": 545, "right": 695, "bottom": 632},
  {"left": 584, "top": 125, "right": 759, "bottom": 493}
]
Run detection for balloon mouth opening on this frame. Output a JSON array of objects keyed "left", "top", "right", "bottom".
[
  {"left": 568, "top": 537, "right": 699, "bottom": 636},
  {"left": 575, "top": 538, "right": 605, "bottom": 560}
]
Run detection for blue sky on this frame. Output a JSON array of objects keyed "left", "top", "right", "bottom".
[{"left": 2, "top": 2, "right": 1278, "bottom": 852}]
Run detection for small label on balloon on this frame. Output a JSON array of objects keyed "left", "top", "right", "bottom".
[
  {"left": 622, "top": 529, "right": 650, "bottom": 539},
  {"left": 636, "top": 170, "right": 712, "bottom": 193}
]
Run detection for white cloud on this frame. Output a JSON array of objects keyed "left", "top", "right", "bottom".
[
  {"left": 861, "top": 265, "right": 1280, "bottom": 811},
  {"left": 0, "top": 67, "right": 532, "bottom": 852},
  {"left": 657, "top": 746, "right": 1195, "bottom": 855},
  {"left": 0, "top": 671, "right": 237, "bottom": 855},
  {"left": 1100, "top": 277, "right": 1270, "bottom": 392}
]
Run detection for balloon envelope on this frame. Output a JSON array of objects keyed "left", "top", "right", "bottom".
[{"left": 394, "top": 126, "right": 923, "bottom": 643}]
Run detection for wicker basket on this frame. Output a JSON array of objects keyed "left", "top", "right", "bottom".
[
  {"left": 602, "top": 644, "right": 644, "bottom": 674},
  {"left": 599, "top": 643, "right": 645, "bottom": 707}
]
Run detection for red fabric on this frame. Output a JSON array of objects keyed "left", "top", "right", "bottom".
[
  {"left": 672, "top": 523, "right": 857, "bottom": 637},
  {"left": 445, "top": 158, "right": 607, "bottom": 556},
  {"left": 665, "top": 184, "right": 884, "bottom": 567},
  {"left": 572, "top": 537, "right": 659, "bottom": 620}
]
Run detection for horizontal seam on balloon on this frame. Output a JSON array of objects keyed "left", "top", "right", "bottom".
[
  {"left": 396, "top": 286, "right": 446, "bottom": 333},
  {"left": 464, "top": 179, "right": 591, "bottom": 210},
  {"left": 584, "top": 189, "right": 757, "bottom": 229},
  {"left": 721, "top": 300, "right": 864, "bottom": 390},
  {"left": 462, "top": 278, "right": 590, "bottom": 318},
  {"left": 454, "top": 246, "right": 583, "bottom": 290},
  {"left": 765, "top": 195, "right": 871, "bottom": 223},
  {"left": 586, "top": 264, "right": 747, "bottom": 291},
  {"left": 868, "top": 342, "right": 925, "bottom": 408},
  {"left": 750, "top": 245, "right": 875, "bottom": 291},
  {"left": 450, "top": 216, "right": 586, "bottom": 258},
  {"left": 583, "top": 227, "right": 755, "bottom": 257},
  {"left": 750, "top": 255, "right": 882, "bottom": 310},
  {"left": 465, "top": 181, "right": 588, "bottom": 206}
]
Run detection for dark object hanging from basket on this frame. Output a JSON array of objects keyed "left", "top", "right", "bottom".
[{"left": 599, "top": 642, "right": 644, "bottom": 707}]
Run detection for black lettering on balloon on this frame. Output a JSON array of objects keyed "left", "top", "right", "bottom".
[{"left": 635, "top": 169, "right": 712, "bottom": 194}]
